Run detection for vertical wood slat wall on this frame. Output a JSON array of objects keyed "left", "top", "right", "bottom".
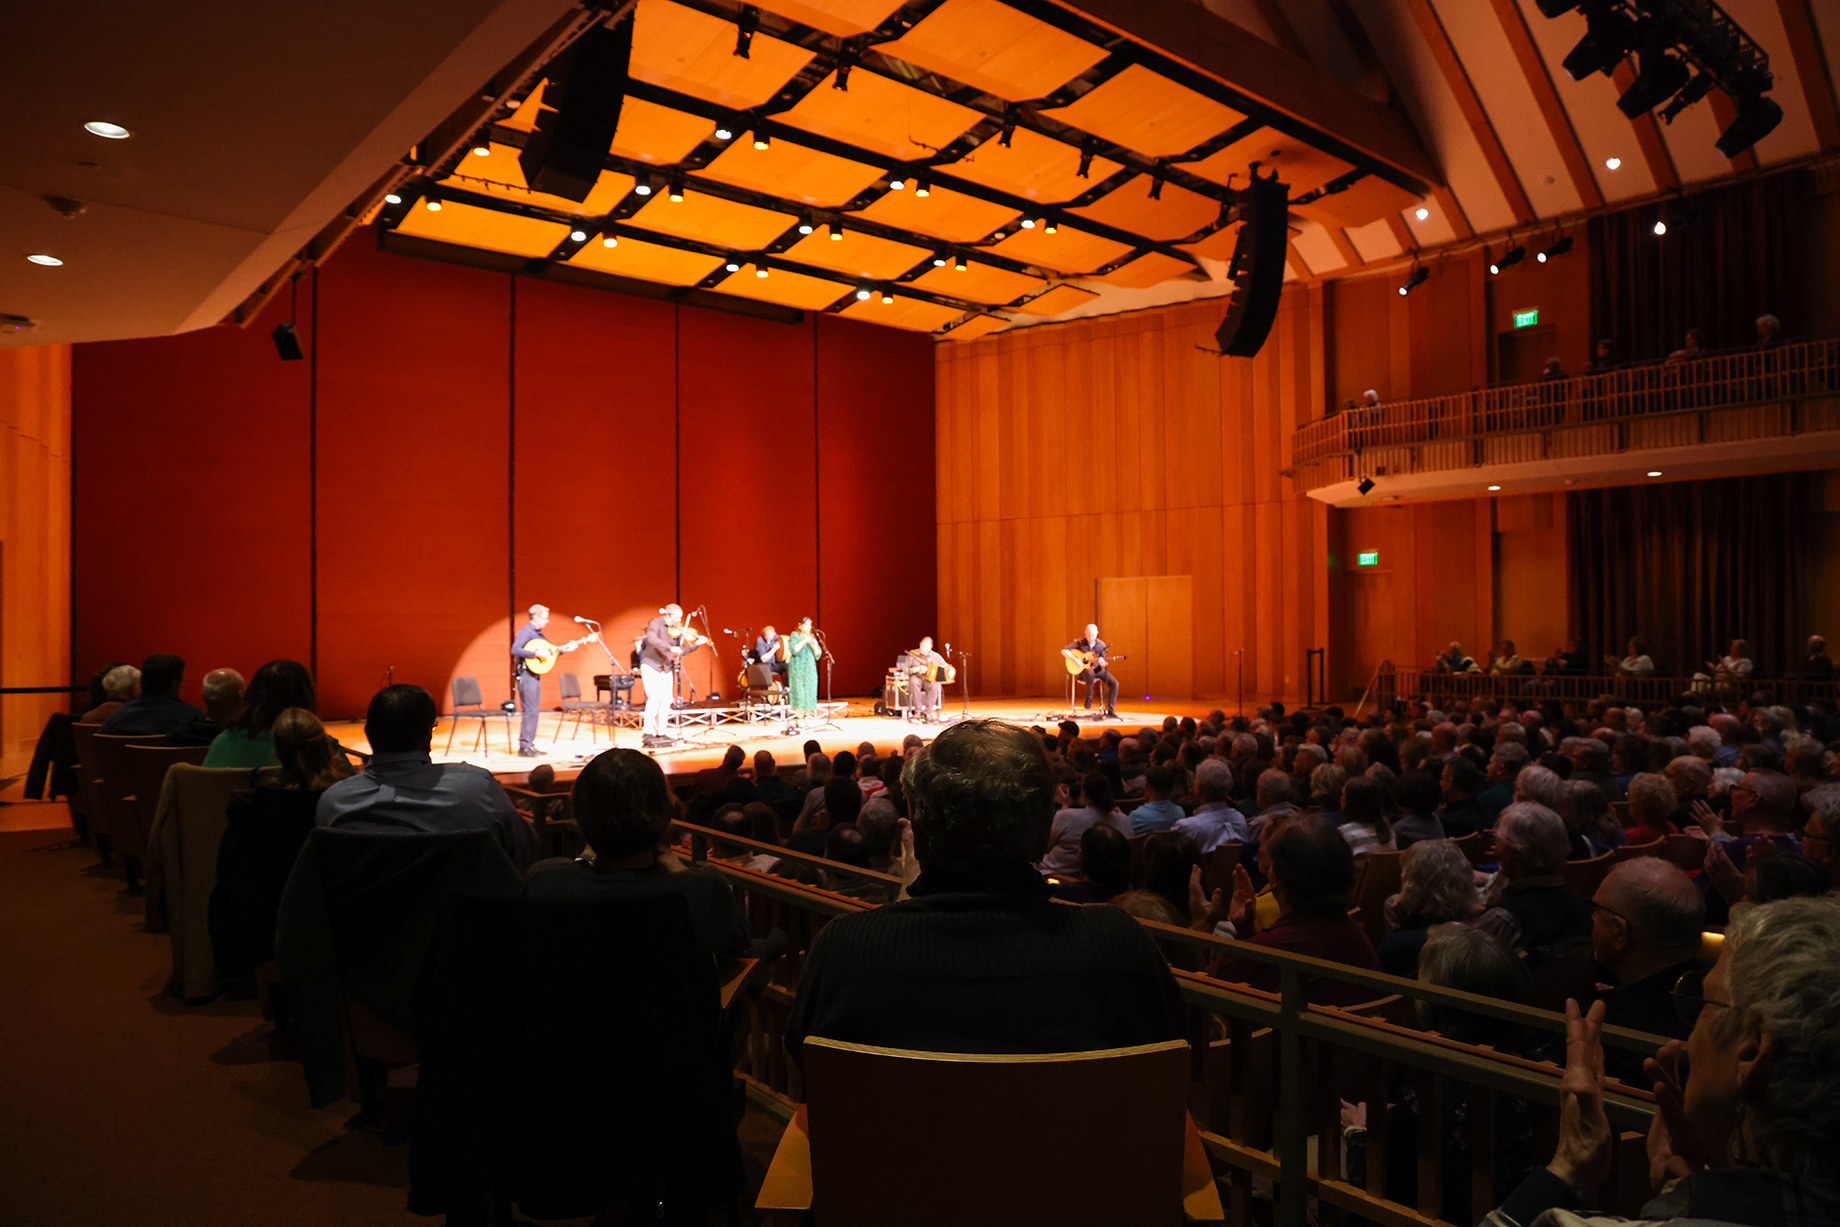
[
  {"left": 0, "top": 344, "right": 72, "bottom": 776},
  {"left": 935, "top": 289, "right": 1332, "bottom": 704}
]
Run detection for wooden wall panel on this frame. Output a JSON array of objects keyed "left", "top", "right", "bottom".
[{"left": 0, "top": 345, "right": 71, "bottom": 777}]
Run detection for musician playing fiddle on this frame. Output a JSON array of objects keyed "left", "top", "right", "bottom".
[
  {"left": 639, "top": 603, "right": 697, "bottom": 748},
  {"left": 1062, "top": 623, "right": 1118, "bottom": 718},
  {"left": 907, "top": 636, "right": 949, "bottom": 724}
]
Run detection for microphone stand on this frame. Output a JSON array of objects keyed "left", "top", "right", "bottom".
[
  {"left": 954, "top": 646, "right": 972, "bottom": 720},
  {"left": 809, "top": 630, "right": 843, "bottom": 732},
  {"left": 576, "top": 617, "right": 626, "bottom": 743}
]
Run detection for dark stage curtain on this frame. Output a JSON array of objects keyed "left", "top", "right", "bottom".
[
  {"left": 1568, "top": 473, "right": 1817, "bottom": 678},
  {"left": 1588, "top": 171, "right": 1806, "bottom": 364}
]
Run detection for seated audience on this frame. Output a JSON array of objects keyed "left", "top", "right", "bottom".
[
  {"left": 1204, "top": 813, "right": 1381, "bottom": 1005},
  {"left": 857, "top": 797, "right": 902, "bottom": 877},
  {"left": 821, "top": 824, "right": 892, "bottom": 903},
  {"left": 1480, "top": 743, "right": 1530, "bottom": 826},
  {"left": 786, "top": 719, "right": 1185, "bottom": 1057},
  {"left": 789, "top": 777, "right": 860, "bottom": 856},
  {"left": 1665, "top": 754, "right": 1715, "bottom": 828},
  {"left": 1746, "top": 853, "right": 1834, "bottom": 903},
  {"left": 1338, "top": 776, "right": 1394, "bottom": 858},
  {"left": 1309, "top": 763, "right": 1349, "bottom": 823},
  {"left": 1589, "top": 858, "right": 1705, "bottom": 1086},
  {"left": 1141, "top": 830, "right": 1205, "bottom": 921},
  {"left": 1391, "top": 769, "right": 1445, "bottom": 849},
  {"left": 526, "top": 748, "right": 777, "bottom": 972},
  {"left": 1693, "top": 769, "right": 1800, "bottom": 868},
  {"left": 1038, "top": 773, "right": 1128, "bottom": 877},
  {"left": 1490, "top": 640, "right": 1528, "bottom": 675},
  {"left": 1560, "top": 779, "right": 1622, "bottom": 859},
  {"left": 1053, "top": 824, "right": 1130, "bottom": 904},
  {"left": 1478, "top": 802, "right": 1591, "bottom": 961},
  {"left": 1439, "top": 756, "right": 1488, "bottom": 838},
  {"left": 98, "top": 653, "right": 203, "bottom": 736},
  {"left": 81, "top": 661, "right": 135, "bottom": 725},
  {"left": 1801, "top": 634, "right": 1834, "bottom": 680},
  {"left": 1130, "top": 764, "right": 1184, "bottom": 833},
  {"left": 1436, "top": 641, "right": 1478, "bottom": 674},
  {"left": 1604, "top": 636, "right": 1656, "bottom": 677},
  {"left": 751, "top": 750, "right": 798, "bottom": 808},
  {"left": 1802, "top": 790, "right": 1839, "bottom": 885},
  {"left": 1663, "top": 327, "right": 1705, "bottom": 365},
  {"left": 168, "top": 668, "right": 245, "bottom": 748},
  {"left": 316, "top": 684, "right": 538, "bottom": 871},
  {"left": 1624, "top": 771, "right": 1679, "bottom": 846},
  {"left": 1174, "top": 759, "right": 1248, "bottom": 851},
  {"left": 1377, "top": 839, "right": 1484, "bottom": 977},
  {"left": 203, "top": 660, "right": 317, "bottom": 767}
]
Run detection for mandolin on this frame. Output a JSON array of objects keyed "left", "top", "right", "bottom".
[
  {"left": 523, "top": 634, "right": 593, "bottom": 676},
  {"left": 1061, "top": 649, "right": 1126, "bottom": 678}
]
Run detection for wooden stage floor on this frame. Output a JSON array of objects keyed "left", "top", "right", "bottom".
[{"left": 321, "top": 696, "right": 1233, "bottom": 779}]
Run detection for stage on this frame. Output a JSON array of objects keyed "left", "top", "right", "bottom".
[{"left": 320, "top": 696, "right": 1233, "bottom": 779}]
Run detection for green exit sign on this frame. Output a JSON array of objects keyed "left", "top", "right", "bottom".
[
  {"left": 1357, "top": 550, "right": 1379, "bottom": 567},
  {"left": 1513, "top": 308, "right": 1540, "bottom": 328}
]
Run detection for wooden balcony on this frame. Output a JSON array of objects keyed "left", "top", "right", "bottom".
[{"left": 1288, "top": 338, "right": 1840, "bottom": 505}]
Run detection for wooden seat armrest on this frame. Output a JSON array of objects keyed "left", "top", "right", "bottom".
[
  {"left": 720, "top": 958, "right": 758, "bottom": 1010},
  {"left": 1184, "top": 1111, "right": 1226, "bottom": 1222},
  {"left": 755, "top": 1104, "right": 812, "bottom": 1213}
]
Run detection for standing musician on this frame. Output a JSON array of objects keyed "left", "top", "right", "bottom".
[
  {"left": 1062, "top": 623, "right": 1118, "bottom": 719},
  {"left": 755, "top": 625, "right": 789, "bottom": 679},
  {"left": 639, "top": 604, "right": 688, "bottom": 749},
  {"left": 906, "top": 636, "right": 949, "bottom": 724},
  {"left": 511, "top": 604, "right": 584, "bottom": 757}
]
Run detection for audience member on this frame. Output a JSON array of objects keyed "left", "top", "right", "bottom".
[
  {"left": 1053, "top": 824, "right": 1130, "bottom": 905},
  {"left": 1621, "top": 771, "right": 1678, "bottom": 847},
  {"left": 1590, "top": 859, "right": 1705, "bottom": 1085},
  {"left": 1693, "top": 769, "right": 1799, "bottom": 869},
  {"left": 1174, "top": 759, "right": 1249, "bottom": 852},
  {"left": 82, "top": 663, "right": 139, "bottom": 725},
  {"left": 316, "top": 684, "right": 538, "bottom": 871},
  {"left": 1479, "top": 802, "right": 1591, "bottom": 961},
  {"left": 203, "top": 660, "right": 316, "bottom": 767},
  {"left": 1038, "top": 773, "right": 1128, "bottom": 877},
  {"left": 857, "top": 797, "right": 902, "bottom": 877},
  {"left": 1479, "top": 742, "right": 1530, "bottom": 826},
  {"left": 1800, "top": 634, "right": 1834, "bottom": 680},
  {"left": 752, "top": 751, "right": 798, "bottom": 808},
  {"left": 166, "top": 668, "right": 245, "bottom": 747},
  {"left": 1747, "top": 853, "right": 1833, "bottom": 904},
  {"left": 1390, "top": 769, "right": 1445, "bottom": 849},
  {"left": 1604, "top": 637, "right": 1656, "bottom": 676},
  {"left": 1131, "top": 764, "right": 1183, "bottom": 833},
  {"left": 98, "top": 654, "right": 202, "bottom": 736},
  {"left": 1338, "top": 776, "right": 1394, "bottom": 858},
  {"left": 1377, "top": 839, "right": 1485, "bottom": 977},
  {"left": 1439, "top": 756, "right": 1487, "bottom": 837},
  {"left": 1141, "top": 830, "right": 1204, "bottom": 921}
]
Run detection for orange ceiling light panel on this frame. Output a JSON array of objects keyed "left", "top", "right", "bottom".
[
  {"left": 874, "top": 0, "right": 1108, "bottom": 102},
  {"left": 993, "top": 223, "right": 1132, "bottom": 273},
  {"left": 610, "top": 97, "right": 716, "bottom": 165},
  {"left": 752, "top": 0, "right": 909, "bottom": 37},
  {"left": 909, "top": 261, "right": 1043, "bottom": 304},
  {"left": 698, "top": 138, "right": 884, "bottom": 207},
  {"left": 1178, "top": 220, "right": 1244, "bottom": 262},
  {"left": 942, "top": 314, "right": 1011, "bottom": 340},
  {"left": 780, "top": 70, "right": 981, "bottom": 160},
  {"left": 713, "top": 265, "right": 850, "bottom": 309},
  {"left": 1069, "top": 178, "right": 1219, "bottom": 242},
  {"left": 1092, "top": 251, "right": 1198, "bottom": 289},
  {"left": 1015, "top": 283, "right": 1099, "bottom": 316},
  {"left": 1042, "top": 65, "right": 1242, "bottom": 159},
  {"left": 1185, "top": 129, "right": 1351, "bottom": 198},
  {"left": 625, "top": 188, "right": 796, "bottom": 249},
  {"left": 446, "top": 142, "right": 635, "bottom": 215},
  {"left": 783, "top": 229, "right": 932, "bottom": 278},
  {"left": 839, "top": 295, "right": 966, "bottom": 331},
  {"left": 855, "top": 182, "right": 1017, "bottom": 242},
  {"left": 567, "top": 232, "right": 728, "bottom": 284},
  {"left": 628, "top": 0, "right": 812, "bottom": 110},
  {"left": 396, "top": 200, "right": 573, "bottom": 259},
  {"left": 944, "top": 127, "right": 1120, "bottom": 203}
]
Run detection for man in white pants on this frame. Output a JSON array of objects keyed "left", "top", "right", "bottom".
[{"left": 639, "top": 604, "right": 684, "bottom": 748}]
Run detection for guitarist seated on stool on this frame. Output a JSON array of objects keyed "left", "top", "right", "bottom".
[
  {"left": 1062, "top": 623, "right": 1119, "bottom": 718},
  {"left": 511, "top": 604, "right": 585, "bottom": 758}
]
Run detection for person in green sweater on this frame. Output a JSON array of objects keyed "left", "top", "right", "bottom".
[{"left": 204, "top": 659, "right": 318, "bottom": 768}]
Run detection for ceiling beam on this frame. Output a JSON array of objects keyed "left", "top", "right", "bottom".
[
  {"left": 1248, "top": 0, "right": 1309, "bottom": 59},
  {"left": 1030, "top": 0, "right": 1440, "bottom": 191},
  {"left": 1319, "top": 0, "right": 1393, "bottom": 105},
  {"left": 1431, "top": 185, "right": 1475, "bottom": 238},
  {"left": 1610, "top": 61, "right": 1680, "bottom": 191},
  {"left": 1487, "top": 0, "right": 1602, "bottom": 208},
  {"left": 1401, "top": 0, "right": 1535, "bottom": 225},
  {"left": 1323, "top": 222, "right": 1365, "bottom": 269},
  {"left": 1384, "top": 213, "right": 1418, "bottom": 253},
  {"left": 1776, "top": 0, "right": 1840, "bottom": 150}
]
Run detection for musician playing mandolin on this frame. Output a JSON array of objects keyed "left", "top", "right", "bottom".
[
  {"left": 1062, "top": 623, "right": 1119, "bottom": 719},
  {"left": 906, "top": 636, "right": 950, "bottom": 724},
  {"left": 512, "top": 604, "right": 585, "bottom": 757}
]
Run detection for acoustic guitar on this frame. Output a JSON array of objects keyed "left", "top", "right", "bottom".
[
  {"left": 522, "top": 634, "right": 593, "bottom": 676},
  {"left": 1061, "top": 648, "right": 1126, "bottom": 678}
]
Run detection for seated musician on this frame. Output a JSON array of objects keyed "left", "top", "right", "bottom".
[
  {"left": 754, "top": 625, "right": 788, "bottom": 678},
  {"left": 1061, "top": 623, "right": 1118, "bottom": 718},
  {"left": 907, "top": 637, "right": 948, "bottom": 724}
]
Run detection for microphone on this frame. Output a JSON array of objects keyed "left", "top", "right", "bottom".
[{"left": 574, "top": 615, "right": 588, "bottom": 623}]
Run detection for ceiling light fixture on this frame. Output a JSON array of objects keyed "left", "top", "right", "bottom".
[
  {"left": 1147, "top": 166, "right": 1165, "bottom": 200},
  {"left": 955, "top": 254, "right": 968, "bottom": 271},
  {"left": 752, "top": 131, "right": 771, "bottom": 151},
  {"left": 888, "top": 177, "right": 906, "bottom": 190},
  {"left": 855, "top": 288, "right": 872, "bottom": 301},
  {"left": 1605, "top": 156, "right": 1622, "bottom": 170},
  {"left": 635, "top": 173, "right": 653, "bottom": 196},
  {"left": 1415, "top": 206, "right": 1430, "bottom": 221},
  {"left": 83, "top": 121, "right": 130, "bottom": 139},
  {"left": 915, "top": 176, "right": 930, "bottom": 197},
  {"left": 1357, "top": 477, "right": 1376, "bottom": 495},
  {"left": 26, "top": 254, "right": 63, "bottom": 267},
  {"left": 1491, "top": 241, "right": 1525, "bottom": 274},
  {"left": 715, "top": 126, "right": 734, "bottom": 140},
  {"left": 880, "top": 289, "right": 894, "bottom": 303},
  {"left": 998, "top": 108, "right": 1017, "bottom": 148},
  {"left": 1399, "top": 265, "right": 1429, "bottom": 295},
  {"left": 1618, "top": 48, "right": 1691, "bottom": 117},
  {"left": 603, "top": 235, "right": 619, "bottom": 247},
  {"left": 725, "top": 261, "right": 741, "bottom": 272},
  {"left": 384, "top": 193, "right": 402, "bottom": 205},
  {"left": 1647, "top": 470, "right": 1663, "bottom": 477},
  {"left": 1652, "top": 219, "right": 1667, "bottom": 236},
  {"left": 668, "top": 173, "right": 685, "bottom": 202},
  {"left": 1043, "top": 214, "right": 1058, "bottom": 234},
  {"left": 735, "top": 5, "right": 757, "bottom": 57},
  {"left": 570, "top": 229, "right": 587, "bottom": 241},
  {"left": 472, "top": 145, "right": 491, "bottom": 156},
  {"left": 1077, "top": 144, "right": 1095, "bottom": 178},
  {"left": 1488, "top": 484, "right": 1502, "bottom": 491},
  {"left": 1537, "top": 235, "right": 1573, "bottom": 262},
  {"left": 797, "top": 213, "right": 815, "bottom": 235},
  {"left": 933, "top": 255, "right": 948, "bottom": 267},
  {"left": 1019, "top": 214, "right": 1037, "bottom": 230},
  {"left": 425, "top": 200, "right": 443, "bottom": 211},
  {"left": 829, "top": 219, "right": 845, "bottom": 241},
  {"left": 755, "top": 260, "right": 770, "bottom": 278}
]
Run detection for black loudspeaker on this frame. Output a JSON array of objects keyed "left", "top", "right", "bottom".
[
  {"left": 271, "top": 321, "right": 303, "bottom": 361},
  {"left": 1214, "top": 172, "right": 1290, "bottom": 358},
  {"left": 518, "top": 19, "right": 634, "bottom": 203}
]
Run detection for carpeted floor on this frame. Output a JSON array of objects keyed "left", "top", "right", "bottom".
[{"left": 0, "top": 827, "right": 785, "bottom": 1227}]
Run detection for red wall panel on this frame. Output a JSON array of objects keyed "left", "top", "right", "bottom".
[
  {"left": 313, "top": 239, "right": 511, "bottom": 716},
  {"left": 72, "top": 291, "right": 312, "bottom": 704}
]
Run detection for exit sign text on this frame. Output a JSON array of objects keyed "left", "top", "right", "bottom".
[
  {"left": 1513, "top": 309, "right": 1540, "bottom": 328},
  {"left": 1357, "top": 550, "right": 1379, "bottom": 567}
]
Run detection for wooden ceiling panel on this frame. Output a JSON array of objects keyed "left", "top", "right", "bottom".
[
  {"left": 698, "top": 137, "right": 885, "bottom": 206},
  {"left": 713, "top": 264, "right": 851, "bottom": 308},
  {"left": 567, "top": 232, "right": 728, "bottom": 284},
  {"left": 447, "top": 142, "right": 636, "bottom": 216},
  {"left": 941, "top": 315, "right": 1012, "bottom": 341},
  {"left": 1295, "top": 173, "right": 1421, "bottom": 228},
  {"left": 855, "top": 183, "right": 1018, "bottom": 241},
  {"left": 1069, "top": 177, "right": 1220, "bottom": 240},
  {"left": 629, "top": 0, "right": 813, "bottom": 110},
  {"left": 873, "top": 0, "right": 1109, "bottom": 102},
  {"left": 1344, "top": 217, "right": 1403, "bottom": 262},
  {"left": 942, "top": 127, "right": 1122, "bottom": 203},
  {"left": 395, "top": 199, "right": 572, "bottom": 258},
  {"left": 1184, "top": 127, "right": 1353, "bottom": 197},
  {"left": 839, "top": 295, "right": 967, "bottom": 330},
  {"left": 1092, "top": 250, "right": 1197, "bottom": 288},
  {"left": 993, "top": 223, "right": 1133, "bottom": 272},
  {"left": 1015, "top": 283, "right": 1100, "bottom": 315},
  {"left": 1041, "top": 64, "right": 1243, "bottom": 157},
  {"left": 783, "top": 228, "right": 932, "bottom": 278},
  {"left": 753, "top": 0, "right": 909, "bottom": 37},
  {"left": 1288, "top": 219, "right": 1347, "bottom": 275},
  {"left": 1178, "top": 220, "right": 1242, "bottom": 262},
  {"left": 610, "top": 97, "right": 718, "bottom": 165},
  {"left": 625, "top": 188, "right": 797, "bottom": 248},
  {"left": 909, "top": 261, "right": 1044, "bottom": 303},
  {"left": 781, "top": 71, "right": 982, "bottom": 160}
]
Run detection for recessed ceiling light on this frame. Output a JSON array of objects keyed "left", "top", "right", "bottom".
[
  {"left": 472, "top": 146, "right": 491, "bottom": 157},
  {"left": 1487, "top": 484, "right": 1501, "bottom": 491},
  {"left": 724, "top": 261, "right": 740, "bottom": 272},
  {"left": 1647, "top": 470, "right": 1663, "bottom": 477},
  {"left": 880, "top": 291, "right": 894, "bottom": 303},
  {"left": 26, "top": 254, "right": 63, "bottom": 266},
  {"left": 755, "top": 264, "right": 769, "bottom": 278},
  {"left": 1415, "top": 206, "right": 1429, "bottom": 221},
  {"left": 84, "top": 121, "right": 131, "bottom": 139},
  {"left": 855, "top": 289, "right": 872, "bottom": 301},
  {"left": 425, "top": 200, "right": 442, "bottom": 211},
  {"left": 715, "top": 126, "right": 734, "bottom": 140},
  {"left": 1605, "top": 157, "right": 1622, "bottom": 170},
  {"left": 384, "top": 193, "right": 402, "bottom": 204},
  {"left": 888, "top": 178, "right": 906, "bottom": 190},
  {"left": 570, "top": 230, "right": 587, "bottom": 242}
]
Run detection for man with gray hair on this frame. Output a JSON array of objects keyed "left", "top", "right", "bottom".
[
  {"left": 1691, "top": 768, "right": 1800, "bottom": 869},
  {"left": 639, "top": 603, "right": 687, "bottom": 748},
  {"left": 1479, "top": 741, "right": 1530, "bottom": 826},
  {"left": 1684, "top": 724, "right": 1720, "bottom": 763},
  {"left": 1802, "top": 787, "right": 1840, "bottom": 885},
  {"left": 1567, "top": 734, "right": 1622, "bottom": 801},
  {"left": 1481, "top": 802, "right": 1591, "bottom": 961},
  {"left": 169, "top": 667, "right": 246, "bottom": 747},
  {"left": 1247, "top": 767, "right": 1301, "bottom": 840},
  {"left": 1706, "top": 711, "right": 1742, "bottom": 767},
  {"left": 1590, "top": 858, "right": 1705, "bottom": 1083},
  {"left": 1513, "top": 763, "right": 1564, "bottom": 811},
  {"left": 1174, "top": 759, "right": 1247, "bottom": 852}
]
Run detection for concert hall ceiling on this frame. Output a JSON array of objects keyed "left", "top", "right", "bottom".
[{"left": 4, "top": 0, "right": 1836, "bottom": 346}]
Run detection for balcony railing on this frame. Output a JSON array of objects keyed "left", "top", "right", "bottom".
[
  {"left": 1375, "top": 663, "right": 1838, "bottom": 710},
  {"left": 1288, "top": 338, "right": 1840, "bottom": 490}
]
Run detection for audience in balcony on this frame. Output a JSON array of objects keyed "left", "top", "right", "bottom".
[
  {"left": 1663, "top": 327, "right": 1706, "bottom": 366},
  {"left": 1699, "top": 639, "right": 1756, "bottom": 690},
  {"left": 1436, "top": 641, "right": 1479, "bottom": 674},
  {"left": 97, "top": 653, "right": 202, "bottom": 736},
  {"left": 1754, "top": 312, "right": 1783, "bottom": 350},
  {"left": 1801, "top": 634, "right": 1834, "bottom": 680},
  {"left": 1542, "top": 640, "right": 1589, "bottom": 676},
  {"left": 1605, "top": 637, "right": 1657, "bottom": 677},
  {"left": 1488, "top": 640, "right": 1529, "bottom": 675},
  {"left": 1588, "top": 337, "right": 1619, "bottom": 371},
  {"left": 1539, "top": 357, "right": 1567, "bottom": 382},
  {"left": 1377, "top": 838, "right": 1484, "bottom": 977}
]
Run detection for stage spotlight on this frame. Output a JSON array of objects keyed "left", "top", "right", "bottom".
[
  {"left": 1653, "top": 219, "right": 1667, "bottom": 236},
  {"left": 734, "top": 5, "right": 756, "bottom": 57},
  {"left": 881, "top": 289, "right": 894, "bottom": 303},
  {"left": 933, "top": 254, "right": 948, "bottom": 267},
  {"left": 1491, "top": 243, "right": 1526, "bottom": 274},
  {"left": 384, "top": 193, "right": 402, "bottom": 204},
  {"left": 998, "top": 110, "right": 1017, "bottom": 147},
  {"left": 1077, "top": 145, "right": 1095, "bottom": 178},
  {"left": 603, "top": 235, "right": 619, "bottom": 247},
  {"left": 1357, "top": 477, "right": 1376, "bottom": 495},
  {"left": 715, "top": 126, "right": 734, "bottom": 140},
  {"left": 425, "top": 200, "right": 442, "bottom": 211},
  {"left": 472, "top": 145, "right": 491, "bottom": 157},
  {"left": 1043, "top": 214, "right": 1058, "bottom": 234},
  {"left": 829, "top": 219, "right": 845, "bottom": 241},
  {"left": 888, "top": 176, "right": 906, "bottom": 190},
  {"left": 1019, "top": 214, "right": 1036, "bottom": 229},
  {"left": 954, "top": 255, "right": 968, "bottom": 271},
  {"left": 1618, "top": 49, "right": 1690, "bottom": 117},
  {"left": 1659, "top": 73, "right": 1714, "bottom": 124},
  {"left": 634, "top": 173, "right": 653, "bottom": 196},
  {"left": 797, "top": 213, "right": 815, "bottom": 235},
  {"left": 1399, "top": 265, "right": 1429, "bottom": 295},
  {"left": 1562, "top": 4, "right": 1631, "bottom": 81},
  {"left": 1716, "top": 90, "right": 1783, "bottom": 156},
  {"left": 569, "top": 229, "right": 587, "bottom": 241},
  {"left": 855, "top": 288, "right": 872, "bottom": 301},
  {"left": 914, "top": 177, "right": 930, "bottom": 197},
  {"left": 1415, "top": 206, "right": 1429, "bottom": 220},
  {"left": 1537, "top": 235, "right": 1573, "bottom": 262},
  {"left": 271, "top": 321, "right": 304, "bottom": 361},
  {"left": 667, "top": 174, "right": 685, "bottom": 202},
  {"left": 755, "top": 260, "right": 770, "bottom": 278},
  {"left": 724, "top": 261, "right": 741, "bottom": 272},
  {"left": 752, "top": 131, "right": 770, "bottom": 151}
]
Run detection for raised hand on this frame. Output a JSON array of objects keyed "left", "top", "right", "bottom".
[
  {"left": 1187, "top": 865, "right": 1228, "bottom": 931},
  {"left": 1229, "top": 863, "right": 1257, "bottom": 936},
  {"left": 1643, "top": 1039, "right": 1708, "bottom": 1182},
  {"left": 1547, "top": 999, "right": 1613, "bottom": 1194},
  {"left": 1702, "top": 839, "right": 1746, "bottom": 906},
  {"left": 1690, "top": 799, "right": 1725, "bottom": 838}
]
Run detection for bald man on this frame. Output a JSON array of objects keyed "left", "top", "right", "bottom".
[
  {"left": 1062, "top": 623, "right": 1118, "bottom": 719},
  {"left": 1590, "top": 858, "right": 1705, "bottom": 1084},
  {"left": 168, "top": 667, "right": 245, "bottom": 747}
]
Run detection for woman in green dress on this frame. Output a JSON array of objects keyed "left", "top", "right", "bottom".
[{"left": 787, "top": 617, "right": 820, "bottom": 714}]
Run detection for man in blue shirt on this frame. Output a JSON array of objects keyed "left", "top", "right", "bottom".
[
  {"left": 510, "top": 604, "right": 581, "bottom": 758},
  {"left": 754, "top": 625, "right": 788, "bottom": 680},
  {"left": 98, "top": 654, "right": 202, "bottom": 736},
  {"left": 1131, "top": 764, "right": 1185, "bottom": 833},
  {"left": 1175, "top": 759, "right": 1250, "bottom": 851}
]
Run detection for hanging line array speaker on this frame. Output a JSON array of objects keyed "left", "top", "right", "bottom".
[
  {"left": 518, "top": 16, "right": 635, "bottom": 203},
  {"left": 1214, "top": 171, "right": 1290, "bottom": 358}
]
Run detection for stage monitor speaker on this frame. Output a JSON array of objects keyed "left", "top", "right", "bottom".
[
  {"left": 1213, "top": 173, "right": 1290, "bottom": 358},
  {"left": 518, "top": 19, "right": 634, "bottom": 203}
]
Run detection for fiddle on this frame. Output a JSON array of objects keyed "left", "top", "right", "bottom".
[{"left": 668, "top": 624, "right": 713, "bottom": 650}]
